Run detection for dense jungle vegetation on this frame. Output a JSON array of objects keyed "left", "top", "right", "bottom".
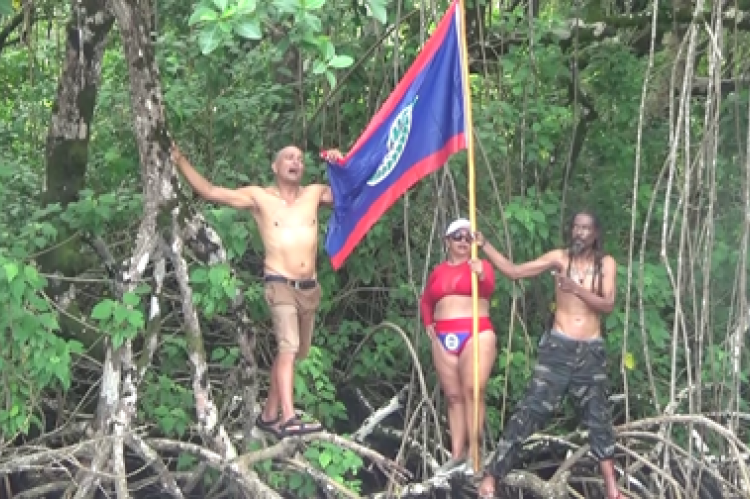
[{"left": 1, "top": 0, "right": 749, "bottom": 497}]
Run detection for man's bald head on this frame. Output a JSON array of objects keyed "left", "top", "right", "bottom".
[
  {"left": 272, "top": 146, "right": 305, "bottom": 185},
  {"left": 273, "top": 145, "right": 303, "bottom": 165}
]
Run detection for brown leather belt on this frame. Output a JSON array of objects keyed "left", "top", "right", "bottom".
[{"left": 264, "top": 275, "right": 317, "bottom": 290}]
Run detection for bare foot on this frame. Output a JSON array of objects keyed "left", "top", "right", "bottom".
[{"left": 477, "top": 474, "right": 496, "bottom": 498}]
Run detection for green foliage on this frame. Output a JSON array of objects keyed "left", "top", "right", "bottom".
[
  {"left": 190, "top": 262, "right": 241, "bottom": 318},
  {"left": 0, "top": 0, "right": 13, "bottom": 17},
  {"left": 0, "top": 255, "right": 82, "bottom": 437},
  {"left": 295, "top": 347, "right": 347, "bottom": 427},
  {"left": 61, "top": 189, "right": 144, "bottom": 236},
  {"left": 186, "top": 0, "right": 373, "bottom": 87},
  {"left": 90, "top": 292, "right": 146, "bottom": 349},
  {"left": 304, "top": 442, "right": 364, "bottom": 488},
  {"left": 141, "top": 374, "right": 195, "bottom": 437}
]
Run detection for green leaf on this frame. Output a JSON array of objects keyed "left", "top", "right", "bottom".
[
  {"left": 3, "top": 262, "right": 18, "bottom": 282},
  {"left": 122, "top": 292, "right": 139, "bottom": 307},
  {"left": 325, "top": 70, "right": 336, "bottom": 89},
  {"left": 366, "top": 0, "right": 387, "bottom": 23},
  {"left": 0, "top": 0, "right": 13, "bottom": 16},
  {"left": 218, "top": 20, "right": 232, "bottom": 34},
  {"left": 328, "top": 54, "right": 353, "bottom": 69},
  {"left": 67, "top": 340, "right": 84, "bottom": 354},
  {"left": 177, "top": 453, "right": 197, "bottom": 471},
  {"left": 211, "top": 347, "right": 227, "bottom": 361},
  {"left": 188, "top": 5, "right": 220, "bottom": 26},
  {"left": 91, "top": 300, "right": 115, "bottom": 320},
  {"left": 212, "top": 0, "right": 229, "bottom": 12},
  {"left": 288, "top": 473, "right": 304, "bottom": 489},
  {"left": 38, "top": 313, "right": 59, "bottom": 331},
  {"left": 312, "top": 60, "right": 327, "bottom": 75},
  {"left": 127, "top": 311, "right": 144, "bottom": 329},
  {"left": 114, "top": 306, "right": 129, "bottom": 325},
  {"left": 111, "top": 332, "right": 126, "bottom": 350},
  {"left": 302, "top": 0, "right": 325, "bottom": 10},
  {"left": 209, "top": 266, "right": 225, "bottom": 285},
  {"left": 236, "top": 0, "right": 258, "bottom": 14},
  {"left": 273, "top": 0, "right": 298, "bottom": 14},
  {"left": 319, "top": 450, "right": 332, "bottom": 468},
  {"left": 198, "top": 24, "right": 223, "bottom": 55},
  {"left": 191, "top": 268, "right": 208, "bottom": 283},
  {"left": 234, "top": 19, "right": 262, "bottom": 40},
  {"left": 161, "top": 416, "right": 176, "bottom": 434}
]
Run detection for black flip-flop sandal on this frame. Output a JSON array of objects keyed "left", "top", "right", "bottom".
[
  {"left": 278, "top": 415, "right": 323, "bottom": 437},
  {"left": 255, "top": 414, "right": 283, "bottom": 438}
]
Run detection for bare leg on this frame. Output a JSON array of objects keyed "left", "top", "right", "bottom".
[
  {"left": 600, "top": 459, "right": 623, "bottom": 499},
  {"left": 458, "top": 331, "right": 497, "bottom": 465},
  {"left": 274, "top": 351, "right": 297, "bottom": 422},
  {"left": 431, "top": 338, "right": 466, "bottom": 460},
  {"left": 261, "top": 356, "right": 281, "bottom": 421},
  {"left": 261, "top": 302, "right": 303, "bottom": 428}
]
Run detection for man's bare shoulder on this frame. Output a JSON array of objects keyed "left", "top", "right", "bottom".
[
  {"left": 601, "top": 254, "right": 616, "bottom": 269},
  {"left": 304, "top": 183, "right": 333, "bottom": 205},
  {"left": 236, "top": 185, "right": 262, "bottom": 196},
  {"left": 548, "top": 248, "right": 568, "bottom": 265},
  {"left": 304, "top": 183, "right": 328, "bottom": 194}
]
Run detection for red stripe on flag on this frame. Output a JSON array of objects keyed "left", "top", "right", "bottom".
[
  {"left": 341, "top": 1, "right": 461, "bottom": 161},
  {"left": 329, "top": 132, "right": 466, "bottom": 269}
]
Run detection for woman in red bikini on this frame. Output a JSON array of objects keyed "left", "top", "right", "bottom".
[{"left": 420, "top": 218, "right": 498, "bottom": 475}]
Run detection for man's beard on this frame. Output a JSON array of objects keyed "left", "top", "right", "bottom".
[{"left": 570, "top": 239, "right": 586, "bottom": 255}]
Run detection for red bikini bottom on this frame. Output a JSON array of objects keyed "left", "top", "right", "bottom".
[{"left": 434, "top": 316, "right": 493, "bottom": 356}]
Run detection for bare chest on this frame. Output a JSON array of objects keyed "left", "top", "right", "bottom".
[{"left": 254, "top": 192, "right": 319, "bottom": 230}]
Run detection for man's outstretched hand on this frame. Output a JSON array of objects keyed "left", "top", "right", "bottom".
[
  {"left": 320, "top": 148, "right": 345, "bottom": 162},
  {"left": 171, "top": 142, "right": 184, "bottom": 163}
]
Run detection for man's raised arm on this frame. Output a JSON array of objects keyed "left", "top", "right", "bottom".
[
  {"left": 475, "top": 231, "right": 561, "bottom": 280},
  {"left": 171, "top": 144, "right": 256, "bottom": 209},
  {"left": 317, "top": 148, "right": 345, "bottom": 207}
]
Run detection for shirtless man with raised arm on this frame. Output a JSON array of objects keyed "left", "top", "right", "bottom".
[
  {"left": 171, "top": 143, "right": 343, "bottom": 438},
  {"left": 474, "top": 211, "right": 624, "bottom": 499}
]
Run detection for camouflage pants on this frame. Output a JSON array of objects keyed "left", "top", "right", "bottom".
[{"left": 486, "top": 330, "right": 616, "bottom": 480}]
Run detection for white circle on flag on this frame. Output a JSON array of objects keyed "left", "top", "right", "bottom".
[{"left": 444, "top": 334, "right": 460, "bottom": 351}]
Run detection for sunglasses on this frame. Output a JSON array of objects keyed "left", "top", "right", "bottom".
[{"left": 449, "top": 232, "right": 473, "bottom": 242}]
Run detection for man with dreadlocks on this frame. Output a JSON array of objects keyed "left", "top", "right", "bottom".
[{"left": 474, "top": 211, "right": 623, "bottom": 499}]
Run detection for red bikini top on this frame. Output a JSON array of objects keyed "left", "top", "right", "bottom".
[{"left": 420, "top": 260, "right": 495, "bottom": 327}]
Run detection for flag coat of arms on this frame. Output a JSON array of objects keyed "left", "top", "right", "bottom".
[{"left": 324, "top": 0, "right": 468, "bottom": 269}]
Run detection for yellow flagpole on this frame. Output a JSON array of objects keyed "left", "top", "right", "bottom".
[{"left": 456, "top": 0, "right": 480, "bottom": 474}]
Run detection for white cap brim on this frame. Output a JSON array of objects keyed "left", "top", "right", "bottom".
[{"left": 445, "top": 218, "right": 471, "bottom": 237}]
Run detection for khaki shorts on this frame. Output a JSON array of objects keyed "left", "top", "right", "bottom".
[{"left": 264, "top": 280, "right": 321, "bottom": 360}]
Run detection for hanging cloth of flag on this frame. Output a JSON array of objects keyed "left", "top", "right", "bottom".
[{"left": 323, "top": 0, "right": 468, "bottom": 270}]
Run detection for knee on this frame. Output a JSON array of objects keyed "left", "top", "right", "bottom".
[
  {"left": 463, "top": 384, "right": 486, "bottom": 401},
  {"left": 444, "top": 392, "right": 464, "bottom": 408},
  {"left": 275, "top": 351, "right": 297, "bottom": 367},
  {"left": 295, "top": 345, "right": 310, "bottom": 361}
]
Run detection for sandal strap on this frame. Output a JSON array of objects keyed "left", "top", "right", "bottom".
[
  {"left": 278, "top": 415, "right": 323, "bottom": 435},
  {"left": 255, "top": 414, "right": 280, "bottom": 427}
]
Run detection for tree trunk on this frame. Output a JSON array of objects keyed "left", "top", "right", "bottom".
[
  {"left": 39, "top": 0, "right": 114, "bottom": 299},
  {"left": 73, "top": 0, "right": 271, "bottom": 495}
]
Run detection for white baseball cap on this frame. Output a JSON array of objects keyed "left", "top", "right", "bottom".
[{"left": 445, "top": 218, "right": 471, "bottom": 237}]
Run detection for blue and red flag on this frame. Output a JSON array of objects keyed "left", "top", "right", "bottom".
[{"left": 323, "top": 0, "right": 468, "bottom": 269}]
